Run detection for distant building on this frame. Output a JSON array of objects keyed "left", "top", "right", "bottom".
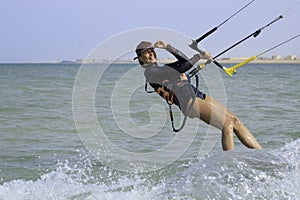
[
  {"left": 61, "top": 60, "right": 75, "bottom": 64},
  {"left": 75, "top": 59, "right": 83, "bottom": 64},
  {"left": 285, "top": 55, "right": 297, "bottom": 60},
  {"left": 272, "top": 55, "right": 282, "bottom": 60}
]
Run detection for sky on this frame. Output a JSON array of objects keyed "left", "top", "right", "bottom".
[{"left": 0, "top": 0, "right": 300, "bottom": 62}]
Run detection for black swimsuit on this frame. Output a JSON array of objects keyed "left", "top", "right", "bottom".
[{"left": 144, "top": 44, "right": 206, "bottom": 115}]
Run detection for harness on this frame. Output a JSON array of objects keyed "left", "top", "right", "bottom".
[{"left": 145, "top": 73, "right": 200, "bottom": 132}]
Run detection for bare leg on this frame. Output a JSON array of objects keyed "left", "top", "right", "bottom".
[
  {"left": 203, "top": 96, "right": 262, "bottom": 149},
  {"left": 187, "top": 96, "right": 262, "bottom": 150},
  {"left": 222, "top": 123, "right": 235, "bottom": 150},
  {"left": 230, "top": 115, "right": 262, "bottom": 149}
]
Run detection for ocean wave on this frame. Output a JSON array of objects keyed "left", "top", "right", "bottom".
[
  {"left": 0, "top": 139, "right": 299, "bottom": 200},
  {"left": 0, "top": 161, "right": 163, "bottom": 200},
  {"left": 166, "top": 139, "right": 300, "bottom": 199}
]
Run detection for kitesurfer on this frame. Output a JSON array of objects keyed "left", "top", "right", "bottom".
[{"left": 135, "top": 40, "right": 262, "bottom": 150}]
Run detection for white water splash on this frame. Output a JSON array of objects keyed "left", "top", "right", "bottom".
[{"left": 1, "top": 139, "right": 299, "bottom": 200}]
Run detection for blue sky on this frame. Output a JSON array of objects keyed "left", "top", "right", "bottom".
[{"left": 0, "top": 0, "right": 299, "bottom": 62}]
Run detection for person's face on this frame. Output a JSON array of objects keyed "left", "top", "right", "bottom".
[{"left": 139, "top": 48, "right": 157, "bottom": 64}]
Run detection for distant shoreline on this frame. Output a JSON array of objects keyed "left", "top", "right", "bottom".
[
  {"left": 217, "top": 59, "right": 300, "bottom": 64},
  {"left": 1, "top": 59, "right": 300, "bottom": 65}
]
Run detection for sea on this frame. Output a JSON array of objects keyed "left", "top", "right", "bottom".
[{"left": 0, "top": 62, "right": 299, "bottom": 200}]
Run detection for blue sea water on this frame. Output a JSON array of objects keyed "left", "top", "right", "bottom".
[{"left": 0, "top": 63, "right": 299, "bottom": 199}]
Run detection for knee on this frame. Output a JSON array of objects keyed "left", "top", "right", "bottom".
[
  {"left": 223, "top": 120, "right": 233, "bottom": 130},
  {"left": 222, "top": 124, "right": 234, "bottom": 137},
  {"left": 232, "top": 115, "right": 242, "bottom": 126},
  {"left": 224, "top": 115, "right": 241, "bottom": 129}
]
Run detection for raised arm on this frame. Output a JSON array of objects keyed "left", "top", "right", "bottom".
[
  {"left": 154, "top": 40, "right": 189, "bottom": 62},
  {"left": 154, "top": 40, "right": 212, "bottom": 73}
]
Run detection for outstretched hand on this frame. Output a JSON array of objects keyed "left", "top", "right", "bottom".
[
  {"left": 200, "top": 51, "right": 213, "bottom": 60},
  {"left": 154, "top": 40, "right": 168, "bottom": 49}
]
